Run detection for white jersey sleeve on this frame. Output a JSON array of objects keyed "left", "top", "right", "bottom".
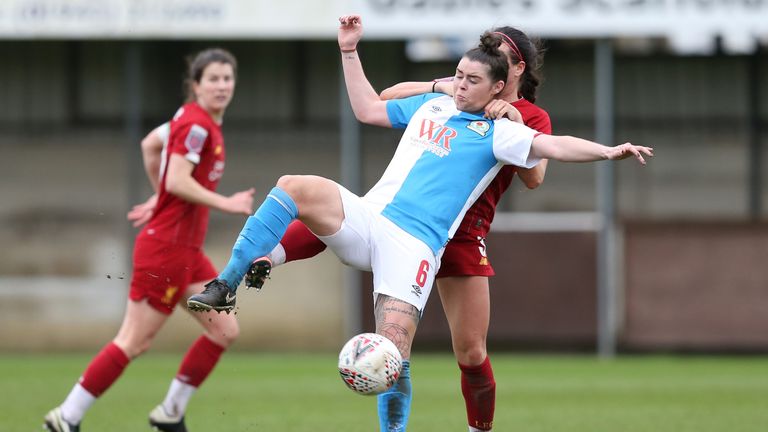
[
  {"left": 156, "top": 122, "right": 171, "bottom": 179},
  {"left": 155, "top": 122, "right": 171, "bottom": 145},
  {"left": 492, "top": 119, "right": 541, "bottom": 168}
]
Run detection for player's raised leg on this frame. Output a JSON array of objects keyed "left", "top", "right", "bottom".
[
  {"left": 187, "top": 185, "right": 299, "bottom": 313},
  {"left": 268, "top": 220, "right": 329, "bottom": 267},
  {"left": 187, "top": 175, "right": 344, "bottom": 313},
  {"left": 243, "top": 220, "right": 329, "bottom": 289}
]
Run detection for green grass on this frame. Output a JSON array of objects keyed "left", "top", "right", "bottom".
[{"left": 1, "top": 352, "right": 766, "bottom": 431}]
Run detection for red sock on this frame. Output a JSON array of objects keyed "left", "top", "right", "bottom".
[
  {"left": 459, "top": 356, "right": 496, "bottom": 431},
  {"left": 175, "top": 336, "right": 226, "bottom": 387},
  {"left": 282, "top": 220, "right": 327, "bottom": 262},
  {"left": 79, "top": 342, "right": 130, "bottom": 397}
]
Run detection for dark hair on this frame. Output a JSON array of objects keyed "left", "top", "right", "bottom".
[
  {"left": 183, "top": 48, "right": 238, "bottom": 102},
  {"left": 492, "top": 26, "right": 544, "bottom": 102},
  {"left": 463, "top": 32, "right": 509, "bottom": 86}
]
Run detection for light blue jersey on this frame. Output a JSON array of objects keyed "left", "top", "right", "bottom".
[{"left": 363, "top": 94, "right": 541, "bottom": 254}]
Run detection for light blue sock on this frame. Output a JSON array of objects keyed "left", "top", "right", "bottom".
[
  {"left": 218, "top": 187, "right": 298, "bottom": 289},
  {"left": 377, "top": 360, "right": 411, "bottom": 432}
]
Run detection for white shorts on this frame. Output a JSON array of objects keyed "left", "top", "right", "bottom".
[{"left": 316, "top": 184, "right": 437, "bottom": 312}]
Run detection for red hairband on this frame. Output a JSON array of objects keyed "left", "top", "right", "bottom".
[{"left": 492, "top": 31, "right": 524, "bottom": 63}]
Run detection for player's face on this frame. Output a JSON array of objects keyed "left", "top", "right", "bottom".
[
  {"left": 453, "top": 57, "right": 504, "bottom": 112},
  {"left": 193, "top": 62, "right": 235, "bottom": 118}
]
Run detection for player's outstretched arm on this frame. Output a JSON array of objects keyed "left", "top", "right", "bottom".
[
  {"left": 380, "top": 77, "right": 456, "bottom": 100},
  {"left": 380, "top": 81, "right": 433, "bottom": 100},
  {"left": 531, "top": 134, "right": 653, "bottom": 165},
  {"left": 379, "top": 79, "right": 455, "bottom": 100}
]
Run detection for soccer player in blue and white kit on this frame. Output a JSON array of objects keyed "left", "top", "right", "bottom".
[{"left": 188, "top": 15, "right": 653, "bottom": 431}]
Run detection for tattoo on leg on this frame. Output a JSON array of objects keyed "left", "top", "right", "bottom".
[
  {"left": 378, "top": 322, "right": 410, "bottom": 358},
  {"left": 374, "top": 295, "right": 420, "bottom": 359}
]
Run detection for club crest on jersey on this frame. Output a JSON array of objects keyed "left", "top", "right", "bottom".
[
  {"left": 467, "top": 121, "right": 490, "bottom": 137},
  {"left": 161, "top": 286, "right": 179, "bottom": 305},
  {"left": 412, "top": 118, "right": 457, "bottom": 158},
  {"left": 477, "top": 236, "right": 489, "bottom": 265}
]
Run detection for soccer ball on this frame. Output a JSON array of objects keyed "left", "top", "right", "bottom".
[{"left": 338, "top": 333, "right": 403, "bottom": 395}]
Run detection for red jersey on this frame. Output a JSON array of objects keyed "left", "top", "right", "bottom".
[
  {"left": 140, "top": 102, "right": 226, "bottom": 248},
  {"left": 457, "top": 98, "right": 552, "bottom": 236}
]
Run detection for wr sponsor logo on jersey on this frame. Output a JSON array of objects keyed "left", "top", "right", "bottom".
[
  {"left": 411, "top": 285, "right": 423, "bottom": 297},
  {"left": 410, "top": 118, "right": 457, "bottom": 158},
  {"left": 429, "top": 105, "right": 442, "bottom": 113}
]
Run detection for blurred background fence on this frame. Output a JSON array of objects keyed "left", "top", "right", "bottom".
[{"left": 0, "top": 1, "right": 766, "bottom": 353}]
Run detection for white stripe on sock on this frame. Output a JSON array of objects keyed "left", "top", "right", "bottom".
[
  {"left": 268, "top": 243, "right": 287, "bottom": 266},
  {"left": 161, "top": 378, "right": 197, "bottom": 417},
  {"left": 267, "top": 194, "right": 294, "bottom": 215},
  {"left": 60, "top": 383, "right": 96, "bottom": 424}
]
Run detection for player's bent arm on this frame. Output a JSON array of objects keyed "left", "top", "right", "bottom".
[
  {"left": 516, "top": 160, "right": 548, "bottom": 189},
  {"left": 141, "top": 127, "right": 165, "bottom": 192},
  {"left": 340, "top": 49, "right": 391, "bottom": 127},
  {"left": 338, "top": 15, "right": 391, "bottom": 127},
  {"left": 165, "top": 153, "right": 253, "bottom": 214}
]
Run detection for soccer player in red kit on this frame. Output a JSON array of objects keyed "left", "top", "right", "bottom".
[
  {"left": 44, "top": 48, "right": 254, "bottom": 432},
  {"left": 247, "top": 27, "right": 551, "bottom": 432}
]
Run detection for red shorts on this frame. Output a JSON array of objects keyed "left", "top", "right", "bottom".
[
  {"left": 129, "top": 237, "right": 218, "bottom": 314},
  {"left": 436, "top": 230, "right": 494, "bottom": 278}
]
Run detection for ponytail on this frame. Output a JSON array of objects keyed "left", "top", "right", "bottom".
[{"left": 492, "top": 26, "right": 545, "bottom": 102}]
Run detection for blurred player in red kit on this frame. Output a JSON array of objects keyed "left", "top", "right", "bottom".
[{"left": 44, "top": 48, "right": 254, "bottom": 432}]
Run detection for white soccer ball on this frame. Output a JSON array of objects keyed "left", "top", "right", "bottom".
[{"left": 338, "top": 333, "right": 403, "bottom": 395}]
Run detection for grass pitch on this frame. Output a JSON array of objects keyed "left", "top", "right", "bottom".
[{"left": 1, "top": 352, "right": 766, "bottom": 431}]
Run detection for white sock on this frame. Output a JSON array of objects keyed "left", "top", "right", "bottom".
[
  {"left": 267, "top": 243, "right": 286, "bottom": 266},
  {"left": 469, "top": 427, "right": 491, "bottom": 432},
  {"left": 161, "top": 378, "right": 197, "bottom": 417},
  {"left": 60, "top": 383, "right": 96, "bottom": 425}
]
